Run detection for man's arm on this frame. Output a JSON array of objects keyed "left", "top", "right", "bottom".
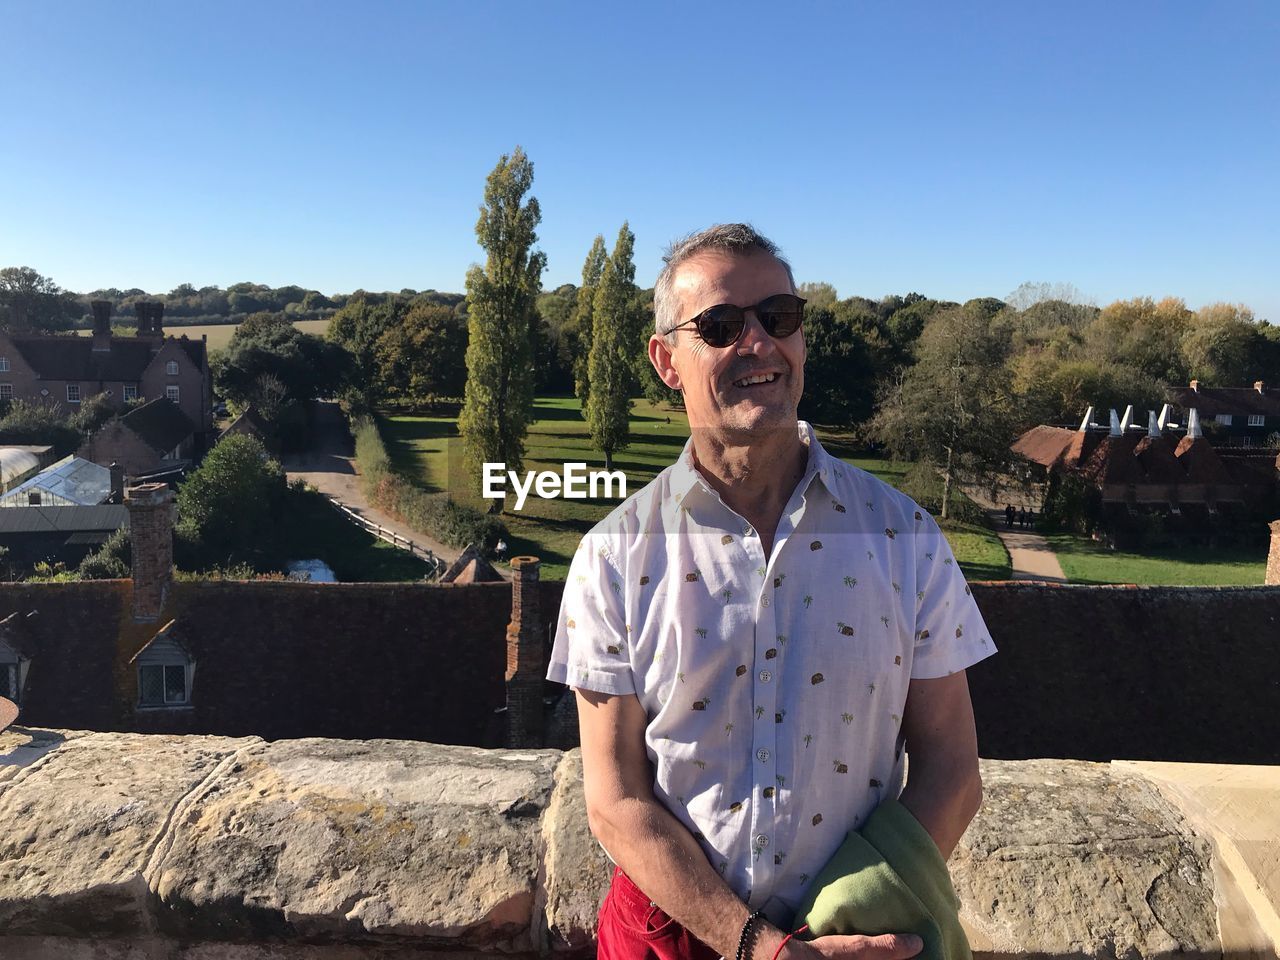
[
  {"left": 578, "top": 689, "right": 923, "bottom": 960},
  {"left": 896, "top": 671, "right": 983, "bottom": 859}
]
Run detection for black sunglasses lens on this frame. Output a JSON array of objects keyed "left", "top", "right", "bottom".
[
  {"left": 696, "top": 307, "right": 745, "bottom": 347},
  {"left": 757, "top": 295, "right": 805, "bottom": 338}
]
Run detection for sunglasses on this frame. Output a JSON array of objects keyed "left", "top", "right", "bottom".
[{"left": 666, "top": 293, "right": 806, "bottom": 348}]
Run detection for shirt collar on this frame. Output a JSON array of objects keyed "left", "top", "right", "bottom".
[{"left": 667, "top": 420, "right": 836, "bottom": 515}]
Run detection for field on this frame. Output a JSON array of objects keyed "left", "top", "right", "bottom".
[
  {"left": 1043, "top": 533, "right": 1268, "bottom": 586},
  {"left": 379, "top": 396, "right": 1011, "bottom": 581},
  {"left": 79, "top": 318, "right": 331, "bottom": 351}
]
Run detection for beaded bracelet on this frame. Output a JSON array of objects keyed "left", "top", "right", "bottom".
[{"left": 735, "top": 909, "right": 763, "bottom": 960}]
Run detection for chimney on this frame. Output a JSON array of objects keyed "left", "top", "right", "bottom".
[
  {"left": 90, "top": 300, "right": 112, "bottom": 352},
  {"left": 1078, "top": 406, "right": 1095, "bottom": 432},
  {"left": 1267, "top": 520, "right": 1280, "bottom": 586},
  {"left": 1120, "top": 405, "right": 1134, "bottom": 432},
  {"left": 1190, "top": 380, "right": 1199, "bottom": 393},
  {"left": 134, "top": 302, "right": 151, "bottom": 337},
  {"left": 1256, "top": 381, "right": 1265, "bottom": 394},
  {"left": 1108, "top": 409, "right": 1122, "bottom": 437},
  {"left": 505, "top": 556, "right": 543, "bottom": 748},
  {"left": 1147, "top": 411, "right": 1160, "bottom": 438},
  {"left": 126, "top": 483, "right": 174, "bottom": 621},
  {"left": 1187, "top": 407, "right": 1203, "bottom": 440},
  {"left": 150, "top": 301, "right": 164, "bottom": 339},
  {"left": 109, "top": 462, "right": 124, "bottom": 504}
]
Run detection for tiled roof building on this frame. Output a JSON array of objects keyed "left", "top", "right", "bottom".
[
  {"left": 0, "top": 300, "right": 212, "bottom": 448},
  {"left": 1013, "top": 405, "right": 1279, "bottom": 507}
]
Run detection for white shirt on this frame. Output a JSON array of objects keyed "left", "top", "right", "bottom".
[{"left": 547, "top": 422, "right": 995, "bottom": 923}]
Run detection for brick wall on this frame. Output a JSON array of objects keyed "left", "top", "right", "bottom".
[
  {"left": 78, "top": 421, "right": 166, "bottom": 476},
  {"left": 126, "top": 483, "right": 173, "bottom": 621},
  {"left": 505, "top": 557, "right": 543, "bottom": 748},
  {"left": 140, "top": 340, "right": 209, "bottom": 433},
  {"left": 3, "top": 576, "right": 1278, "bottom": 763}
]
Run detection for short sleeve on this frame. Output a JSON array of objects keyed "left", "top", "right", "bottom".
[
  {"left": 910, "top": 516, "right": 997, "bottom": 679},
  {"left": 546, "top": 533, "right": 635, "bottom": 695}
]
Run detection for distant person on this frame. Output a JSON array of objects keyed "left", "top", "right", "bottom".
[
  {"left": 1027, "top": 508, "right": 1037, "bottom": 531},
  {"left": 1018, "top": 507, "right": 1028, "bottom": 528},
  {"left": 550, "top": 223, "right": 994, "bottom": 960},
  {"left": 1005, "top": 504, "right": 1015, "bottom": 528}
]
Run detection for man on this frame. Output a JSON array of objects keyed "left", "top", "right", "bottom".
[{"left": 547, "top": 224, "right": 994, "bottom": 960}]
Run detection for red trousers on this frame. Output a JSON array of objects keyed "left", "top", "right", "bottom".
[{"left": 597, "top": 866, "right": 721, "bottom": 960}]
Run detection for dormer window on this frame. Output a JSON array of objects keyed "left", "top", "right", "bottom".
[
  {"left": 133, "top": 622, "right": 194, "bottom": 709},
  {"left": 165, "top": 360, "right": 179, "bottom": 376}
]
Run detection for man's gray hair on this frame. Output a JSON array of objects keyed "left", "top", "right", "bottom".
[{"left": 653, "top": 223, "right": 797, "bottom": 338}]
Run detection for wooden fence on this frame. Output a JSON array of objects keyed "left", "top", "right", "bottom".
[{"left": 325, "top": 496, "right": 447, "bottom": 578}]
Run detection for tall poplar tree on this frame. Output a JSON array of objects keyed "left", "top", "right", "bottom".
[
  {"left": 585, "top": 222, "right": 637, "bottom": 471},
  {"left": 572, "top": 234, "right": 607, "bottom": 403},
  {"left": 459, "top": 148, "right": 547, "bottom": 510}
]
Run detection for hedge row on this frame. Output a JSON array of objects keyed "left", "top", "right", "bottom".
[{"left": 350, "top": 414, "right": 506, "bottom": 554}]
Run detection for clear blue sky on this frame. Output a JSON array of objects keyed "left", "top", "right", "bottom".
[{"left": 3, "top": 1, "right": 1277, "bottom": 320}]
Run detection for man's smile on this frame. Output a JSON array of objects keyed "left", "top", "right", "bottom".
[{"left": 731, "top": 371, "right": 784, "bottom": 389}]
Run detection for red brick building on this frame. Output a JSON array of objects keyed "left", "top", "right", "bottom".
[
  {"left": 78, "top": 397, "right": 197, "bottom": 477},
  {"left": 0, "top": 301, "right": 212, "bottom": 446}
]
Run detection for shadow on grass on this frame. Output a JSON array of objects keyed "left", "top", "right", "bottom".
[
  {"left": 283, "top": 488, "right": 430, "bottom": 582},
  {"left": 530, "top": 400, "right": 588, "bottom": 423}
]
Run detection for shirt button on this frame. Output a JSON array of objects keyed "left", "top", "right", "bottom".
[
  {"left": 755, "top": 833, "right": 770, "bottom": 848},
  {"left": 743, "top": 526, "right": 753, "bottom": 537},
  {"left": 760, "top": 597, "right": 771, "bottom": 607},
  {"left": 756, "top": 748, "right": 771, "bottom": 762},
  {"left": 758, "top": 670, "right": 772, "bottom": 683}
]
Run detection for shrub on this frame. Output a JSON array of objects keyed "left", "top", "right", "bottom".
[
  {"left": 176, "top": 433, "right": 288, "bottom": 568},
  {"left": 78, "top": 527, "right": 131, "bottom": 579},
  {"left": 896, "top": 461, "right": 988, "bottom": 525},
  {"left": 351, "top": 414, "right": 506, "bottom": 553}
]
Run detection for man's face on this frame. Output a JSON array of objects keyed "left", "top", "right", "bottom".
[{"left": 651, "top": 249, "right": 805, "bottom": 437}]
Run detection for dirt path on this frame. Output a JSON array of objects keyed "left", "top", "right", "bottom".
[
  {"left": 283, "top": 403, "right": 463, "bottom": 571},
  {"left": 962, "top": 478, "right": 1068, "bottom": 583}
]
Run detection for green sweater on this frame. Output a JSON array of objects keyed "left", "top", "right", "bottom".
[{"left": 792, "top": 799, "right": 971, "bottom": 960}]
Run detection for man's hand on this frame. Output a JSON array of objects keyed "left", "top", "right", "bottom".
[{"left": 786, "top": 933, "right": 923, "bottom": 960}]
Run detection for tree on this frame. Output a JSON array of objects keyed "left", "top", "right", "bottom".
[
  {"left": 327, "top": 295, "right": 404, "bottom": 400},
  {"left": 214, "top": 312, "right": 351, "bottom": 410},
  {"left": 176, "top": 434, "right": 287, "bottom": 568},
  {"left": 798, "top": 301, "right": 892, "bottom": 427},
  {"left": 867, "top": 304, "right": 1016, "bottom": 519},
  {"left": 1086, "top": 297, "right": 1192, "bottom": 385},
  {"left": 458, "top": 147, "right": 547, "bottom": 508},
  {"left": 374, "top": 301, "right": 467, "bottom": 404},
  {"left": 572, "top": 235, "right": 608, "bottom": 402},
  {"left": 585, "top": 223, "right": 637, "bottom": 470},
  {"left": 796, "top": 282, "right": 838, "bottom": 310},
  {"left": 0, "top": 267, "right": 79, "bottom": 332},
  {"left": 1180, "top": 303, "right": 1258, "bottom": 386}
]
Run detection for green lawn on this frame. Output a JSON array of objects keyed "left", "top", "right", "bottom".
[
  {"left": 381, "top": 397, "right": 1010, "bottom": 581},
  {"left": 1042, "top": 532, "right": 1267, "bottom": 586},
  {"left": 283, "top": 486, "right": 431, "bottom": 582},
  {"left": 939, "top": 520, "right": 1013, "bottom": 581}
]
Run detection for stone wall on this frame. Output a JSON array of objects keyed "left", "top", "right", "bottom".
[{"left": 2, "top": 726, "right": 1274, "bottom": 960}]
